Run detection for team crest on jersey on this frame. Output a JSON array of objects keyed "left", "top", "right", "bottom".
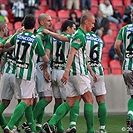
[{"left": 73, "top": 39, "right": 81, "bottom": 44}]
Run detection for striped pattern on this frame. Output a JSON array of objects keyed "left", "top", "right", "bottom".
[
  {"left": 86, "top": 32, "right": 104, "bottom": 75},
  {"left": 116, "top": 24, "right": 133, "bottom": 70},
  {"left": 10, "top": 31, "right": 46, "bottom": 80}
]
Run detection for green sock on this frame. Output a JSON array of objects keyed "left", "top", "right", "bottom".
[
  {"left": 98, "top": 102, "right": 107, "bottom": 128},
  {"left": 33, "top": 98, "right": 48, "bottom": 120},
  {"left": 0, "top": 102, "right": 7, "bottom": 129},
  {"left": 128, "top": 98, "right": 133, "bottom": 120},
  {"left": 54, "top": 104, "right": 64, "bottom": 132},
  {"left": 25, "top": 105, "right": 36, "bottom": 132},
  {"left": 49, "top": 102, "right": 70, "bottom": 127},
  {"left": 15, "top": 114, "right": 24, "bottom": 128},
  {"left": 69, "top": 100, "right": 80, "bottom": 128},
  {"left": 8, "top": 102, "right": 27, "bottom": 130},
  {"left": 84, "top": 103, "right": 94, "bottom": 133},
  {"left": 36, "top": 111, "right": 44, "bottom": 132}
]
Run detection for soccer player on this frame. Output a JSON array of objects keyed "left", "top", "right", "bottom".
[
  {"left": 114, "top": 10, "right": 133, "bottom": 132},
  {"left": 0, "top": 22, "right": 26, "bottom": 133},
  {"left": 43, "top": 13, "right": 95, "bottom": 133},
  {"left": 86, "top": 31, "right": 107, "bottom": 133},
  {"left": 31, "top": 13, "right": 53, "bottom": 132},
  {"left": 45, "top": 20, "right": 76, "bottom": 133},
  {"left": 3, "top": 14, "right": 49, "bottom": 133}
]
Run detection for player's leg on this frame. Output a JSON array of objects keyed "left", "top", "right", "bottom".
[
  {"left": 123, "top": 70, "right": 133, "bottom": 132},
  {"left": 52, "top": 69, "right": 66, "bottom": 133},
  {"left": 43, "top": 97, "right": 76, "bottom": 133},
  {"left": 66, "top": 96, "right": 81, "bottom": 133},
  {"left": 96, "top": 95, "right": 107, "bottom": 133},
  {"left": 93, "top": 75, "right": 107, "bottom": 133},
  {"left": 4, "top": 78, "right": 35, "bottom": 132},
  {"left": 73, "top": 75, "right": 94, "bottom": 133},
  {"left": 0, "top": 73, "right": 15, "bottom": 130},
  {"left": 43, "top": 74, "right": 79, "bottom": 133},
  {"left": 34, "top": 64, "right": 53, "bottom": 132}
]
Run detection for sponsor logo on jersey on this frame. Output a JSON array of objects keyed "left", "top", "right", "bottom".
[{"left": 73, "top": 39, "right": 81, "bottom": 44}]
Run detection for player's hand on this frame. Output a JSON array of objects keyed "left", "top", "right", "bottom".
[
  {"left": 44, "top": 70, "right": 50, "bottom": 83},
  {"left": 40, "top": 62, "right": 48, "bottom": 70},
  {"left": 61, "top": 70, "right": 69, "bottom": 84},
  {"left": 90, "top": 71, "right": 98, "bottom": 82}
]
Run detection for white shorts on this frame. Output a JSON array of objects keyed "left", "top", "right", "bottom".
[
  {"left": 36, "top": 62, "right": 52, "bottom": 97},
  {"left": 66, "top": 74, "right": 92, "bottom": 97},
  {"left": 52, "top": 69, "right": 66, "bottom": 100},
  {"left": 89, "top": 74, "right": 106, "bottom": 96},
  {"left": 15, "top": 78, "right": 35, "bottom": 99},
  {"left": 1, "top": 73, "right": 20, "bottom": 100},
  {"left": 123, "top": 70, "right": 133, "bottom": 95}
]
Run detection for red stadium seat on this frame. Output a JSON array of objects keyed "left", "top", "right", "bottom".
[
  {"left": 103, "top": 35, "right": 115, "bottom": 50},
  {"left": 102, "top": 54, "right": 111, "bottom": 64},
  {"left": 57, "top": 10, "right": 69, "bottom": 22},
  {"left": 53, "top": 22, "right": 62, "bottom": 31},
  {"left": 101, "top": 60, "right": 110, "bottom": 75},
  {"left": 102, "top": 47, "right": 109, "bottom": 55},
  {"left": 124, "top": 0, "right": 131, "bottom": 7},
  {"left": 109, "top": 60, "right": 122, "bottom": 75},
  {"left": 14, "top": 21, "right": 22, "bottom": 31},
  {"left": 75, "top": 10, "right": 82, "bottom": 18},
  {"left": 109, "top": 22, "right": 117, "bottom": 30},
  {"left": 90, "top": 6, "right": 98, "bottom": 15}
]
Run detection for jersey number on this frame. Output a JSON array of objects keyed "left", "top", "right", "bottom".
[
  {"left": 127, "top": 33, "right": 133, "bottom": 53},
  {"left": 56, "top": 41, "right": 65, "bottom": 63},
  {"left": 90, "top": 44, "right": 99, "bottom": 63},
  {"left": 15, "top": 41, "right": 30, "bottom": 60}
]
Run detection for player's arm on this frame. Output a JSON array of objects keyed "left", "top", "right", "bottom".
[
  {"left": 87, "top": 63, "right": 97, "bottom": 82},
  {"left": 2, "top": 45, "right": 15, "bottom": 52},
  {"left": 61, "top": 47, "right": 77, "bottom": 84},
  {"left": 114, "top": 40, "right": 123, "bottom": 63},
  {"left": 42, "top": 29, "right": 69, "bottom": 42}
]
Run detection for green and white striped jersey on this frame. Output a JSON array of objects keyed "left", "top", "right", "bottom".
[
  {"left": 3, "top": 36, "right": 16, "bottom": 74},
  {"left": 4, "top": 50, "right": 16, "bottom": 74},
  {"left": 36, "top": 26, "right": 50, "bottom": 62},
  {"left": 45, "top": 33, "right": 71, "bottom": 70},
  {"left": 70, "top": 27, "right": 88, "bottom": 75},
  {"left": 116, "top": 24, "right": 133, "bottom": 70},
  {"left": 10, "top": 31, "right": 46, "bottom": 80},
  {"left": 86, "top": 32, "right": 104, "bottom": 75}
]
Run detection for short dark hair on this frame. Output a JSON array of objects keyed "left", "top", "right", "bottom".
[
  {"left": 23, "top": 14, "right": 35, "bottom": 29},
  {"left": 61, "top": 20, "right": 75, "bottom": 32}
]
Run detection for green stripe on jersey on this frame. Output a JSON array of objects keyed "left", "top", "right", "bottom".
[
  {"left": 116, "top": 24, "right": 133, "bottom": 70},
  {"left": 45, "top": 33, "right": 71, "bottom": 69},
  {"left": 71, "top": 27, "right": 88, "bottom": 75}
]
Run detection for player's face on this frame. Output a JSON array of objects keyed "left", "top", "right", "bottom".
[
  {"left": 86, "top": 17, "right": 95, "bottom": 32},
  {"left": 43, "top": 16, "right": 52, "bottom": 30},
  {"left": 69, "top": 24, "right": 76, "bottom": 35}
]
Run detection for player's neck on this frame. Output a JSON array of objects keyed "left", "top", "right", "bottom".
[{"left": 25, "top": 28, "right": 34, "bottom": 33}]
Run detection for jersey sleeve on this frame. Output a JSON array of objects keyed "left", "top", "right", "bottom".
[
  {"left": 36, "top": 37, "right": 46, "bottom": 56},
  {"left": 71, "top": 33, "right": 85, "bottom": 50}
]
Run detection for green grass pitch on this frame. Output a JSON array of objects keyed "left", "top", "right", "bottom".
[{"left": 0, "top": 114, "right": 128, "bottom": 133}]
